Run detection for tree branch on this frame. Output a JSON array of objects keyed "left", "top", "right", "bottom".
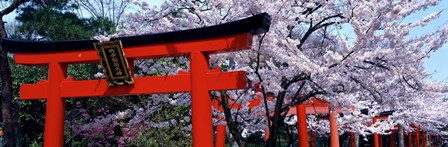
[
  {"left": 297, "top": 13, "right": 343, "bottom": 49},
  {"left": 402, "top": 75, "right": 421, "bottom": 90},
  {"left": 219, "top": 91, "right": 245, "bottom": 146},
  {"left": 350, "top": 76, "right": 382, "bottom": 103},
  {"left": 0, "top": 0, "right": 29, "bottom": 17}
]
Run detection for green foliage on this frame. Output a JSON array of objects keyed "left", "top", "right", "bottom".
[
  {"left": 132, "top": 127, "right": 192, "bottom": 147},
  {"left": 86, "top": 17, "right": 116, "bottom": 36},
  {"left": 16, "top": 8, "right": 89, "bottom": 40},
  {"left": 9, "top": 58, "right": 47, "bottom": 145},
  {"left": 14, "top": 0, "right": 115, "bottom": 40},
  {"left": 132, "top": 103, "right": 192, "bottom": 147},
  {"left": 29, "top": 140, "right": 43, "bottom": 147},
  {"left": 67, "top": 64, "right": 99, "bottom": 80},
  {"left": 245, "top": 131, "right": 264, "bottom": 145}
]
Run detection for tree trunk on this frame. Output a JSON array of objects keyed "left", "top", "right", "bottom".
[
  {"left": 0, "top": 1, "right": 36, "bottom": 146},
  {"left": 265, "top": 90, "right": 287, "bottom": 147},
  {"left": 0, "top": 19, "right": 16, "bottom": 147},
  {"left": 13, "top": 101, "right": 22, "bottom": 147},
  {"left": 220, "top": 92, "right": 246, "bottom": 147},
  {"left": 398, "top": 123, "right": 404, "bottom": 147}
]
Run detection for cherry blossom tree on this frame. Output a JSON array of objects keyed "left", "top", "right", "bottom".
[{"left": 78, "top": 0, "right": 448, "bottom": 146}]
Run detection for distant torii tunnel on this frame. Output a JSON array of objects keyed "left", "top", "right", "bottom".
[{"left": 213, "top": 95, "right": 443, "bottom": 147}]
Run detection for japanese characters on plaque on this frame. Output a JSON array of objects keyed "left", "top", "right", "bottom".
[{"left": 94, "top": 40, "right": 134, "bottom": 86}]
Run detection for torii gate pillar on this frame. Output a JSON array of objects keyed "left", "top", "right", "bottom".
[
  {"left": 45, "top": 63, "right": 68, "bottom": 146},
  {"left": 329, "top": 110, "right": 339, "bottom": 147},
  {"left": 296, "top": 104, "right": 308, "bottom": 147},
  {"left": 190, "top": 52, "right": 214, "bottom": 145}
]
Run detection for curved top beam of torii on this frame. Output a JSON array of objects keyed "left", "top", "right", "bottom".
[{"left": 0, "top": 12, "right": 270, "bottom": 53}]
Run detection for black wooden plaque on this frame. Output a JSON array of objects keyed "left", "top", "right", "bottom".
[{"left": 93, "top": 40, "right": 134, "bottom": 86}]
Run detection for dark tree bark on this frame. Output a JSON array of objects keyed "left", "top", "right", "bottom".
[
  {"left": 265, "top": 90, "right": 287, "bottom": 147},
  {"left": 398, "top": 123, "right": 404, "bottom": 147},
  {"left": 0, "top": 19, "right": 15, "bottom": 147},
  {"left": 0, "top": 0, "right": 33, "bottom": 146},
  {"left": 220, "top": 91, "right": 246, "bottom": 147}
]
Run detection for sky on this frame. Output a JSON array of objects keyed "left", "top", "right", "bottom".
[
  {"left": 409, "top": 1, "right": 448, "bottom": 83},
  {"left": 2, "top": 0, "right": 447, "bottom": 83}
]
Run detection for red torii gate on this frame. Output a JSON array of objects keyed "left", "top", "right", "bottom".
[
  {"left": 289, "top": 97, "right": 342, "bottom": 147},
  {"left": 212, "top": 96, "right": 243, "bottom": 147},
  {"left": 213, "top": 94, "right": 340, "bottom": 147},
  {"left": 371, "top": 111, "right": 395, "bottom": 147},
  {"left": 212, "top": 87, "right": 270, "bottom": 147},
  {"left": 212, "top": 85, "right": 274, "bottom": 147},
  {"left": 371, "top": 112, "right": 430, "bottom": 147},
  {"left": 1, "top": 13, "right": 271, "bottom": 147}
]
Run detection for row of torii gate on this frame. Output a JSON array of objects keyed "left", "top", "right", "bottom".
[
  {"left": 213, "top": 96, "right": 444, "bottom": 147},
  {"left": 1, "top": 12, "right": 444, "bottom": 146}
]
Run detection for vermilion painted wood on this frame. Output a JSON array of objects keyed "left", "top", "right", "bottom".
[
  {"left": 20, "top": 71, "right": 246, "bottom": 99},
  {"left": 20, "top": 80, "right": 48, "bottom": 99},
  {"left": 290, "top": 98, "right": 335, "bottom": 147},
  {"left": 287, "top": 98, "right": 329, "bottom": 115},
  {"left": 212, "top": 93, "right": 262, "bottom": 146},
  {"left": 215, "top": 125, "right": 226, "bottom": 147},
  {"left": 305, "top": 107, "right": 329, "bottom": 114},
  {"left": 14, "top": 33, "right": 252, "bottom": 65},
  {"left": 287, "top": 98, "right": 329, "bottom": 114},
  {"left": 301, "top": 97, "right": 329, "bottom": 107},
  {"left": 44, "top": 63, "right": 67, "bottom": 147},
  {"left": 373, "top": 117, "right": 380, "bottom": 147},
  {"left": 329, "top": 110, "right": 340, "bottom": 147},
  {"left": 213, "top": 84, "right": 282, "bottom": 146},
  {"left": 212, "top": 98, "right": 243, "bottom": 112},
  {"left": 390, "top": 133, "right": 395, "bottom": 147},
  {"left": 212, "top": 101, "right": 227, "bottom": 147},
  {"left": 296, "top": 104, "right": 308, "bottom": 147},
  {"left": 373, "top": 117, "right": 383, "bottom": 147},
  {"left": 416, "top": 128, "right": 420, "bottom": 147},
  {"left": 422, "top": 132, "right": 426, "bottom": 147},
  {"left": 190, "top": 52, "right": 214, "bottom": 146},
  {"left": 372, "top": 115, "right": 395, "bottom": 147},
  {"left": 350, "top": 132, "right": 356, "bottom": 147},
  {"left": 310, "top": 131, "right": 315, "bottom": 147},
  {"left": 212, "top": 105, "right": 236, "bottom": 147}
]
